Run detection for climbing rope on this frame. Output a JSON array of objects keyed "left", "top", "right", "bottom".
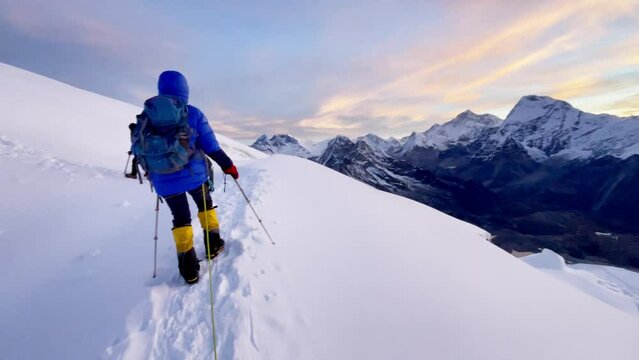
[{"left": 202, "top": 183, "right": 219, "bottom": 360}]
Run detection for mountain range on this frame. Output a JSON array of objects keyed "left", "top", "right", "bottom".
[{"left": 252, "top": 96, "right": 639, "bottom": 268}]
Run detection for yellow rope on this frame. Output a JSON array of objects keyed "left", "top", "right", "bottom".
[{"left": 202, "top": 183, "right": 219, "bottom": 360}]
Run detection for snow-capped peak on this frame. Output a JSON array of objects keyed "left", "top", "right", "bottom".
[
  {"left": 255, "top": 134, "right": 269, "bottom": 143},
  {"left": 251, "top": 134, "right": 331, "bottom": 158},
  {"left": 503, "top": 95, "right": 576, "bottom": 127},
  {"left": 251, "top": 133, "right": 314, "bottom": 158},
  {"left": 400, "top": 110, "right": 501, "bottom": 154},
  {"left": 495, "top": 95, "right": 639, "bottom": 159},
  {"left": 266, "top": 134, "right": 300, "bottom": 146},
  {"left": 450, "top": 109, "right": 502, "bottom": 127},
  {"left": 356, "top": 133, "right": 402, "bottom": 154},
  {"left": 326, "top": 134, "right": 353, "bottom": 148},
  {"left": 358, "top": 133, "right": 385, "bottom": 145}
]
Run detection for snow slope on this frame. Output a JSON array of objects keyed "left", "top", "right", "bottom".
[
  {"left": 2, "top": 63, "right": 639, "bottom": 359},
  {"left": 0, "top": 63, "right": 263, "bottom": 168},
  {"left": 523, "top": 249, "right": 639, "bottom": 315}
]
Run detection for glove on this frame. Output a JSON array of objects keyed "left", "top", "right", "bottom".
[{"left": 224, "top": 165, "right": 239, "bottom": 179}]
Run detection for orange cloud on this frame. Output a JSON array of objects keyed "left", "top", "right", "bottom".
[
  {"left": 612, "top": 93, "right": 639, "bottom": 116},
  {"left": 297, "top": 0, "right": 639, "bottom": 137},
  {"left": 445, "top": 34, "right": 578, "bottom": 103},
  {"left": 551, "top": 77, "right": 602, "bottom": 100}
]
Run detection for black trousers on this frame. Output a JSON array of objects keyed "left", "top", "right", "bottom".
[{"left": 164, "top": 183, "right": 213, "bottom": 228}]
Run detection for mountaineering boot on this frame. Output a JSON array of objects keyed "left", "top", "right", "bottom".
[
  {"left": 204, "top": 231, "right": 225, "bottom": 260},
  {"left": 198, "top": 210, "right": 224, "bottom": 259},
  {"left": 177, "top": 248, "right": 200, "bottom": 284},
  {"left": 172, "top": 225, "right": 200, "bottom": 284}
]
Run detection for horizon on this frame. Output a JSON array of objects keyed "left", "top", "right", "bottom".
[
  {"left": 222, "top": 94, "right": 639, "bottom": 146},
  {"left": 1, "top": 0, "right": 637, "bottom": 142}
]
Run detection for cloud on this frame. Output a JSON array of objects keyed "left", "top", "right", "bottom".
[
  {"left": 1, "top": 2, "right": 129, "bottom": 56},
  {"left": 0, "top": 1, "right": 187, "bottom": 69},
  {"left": 550, "top": 72, "right": 639, "bottom": 101},
  {"left": 198, "top": 102, "right": 294, "bottom": 141},
  {"left": 609, "top": 93, "right": 639, "bottom": 116},
  {"left": 445, "top": 34, "right": 578, "bottom": 102},
  {"left": 296, "top": 0, "right": 639, "bottom": 139},
  {"left": 298, "top": 113, "right": 364, "bottom": 131},
  {"left": 1, "top": 0, "right": 636, "bottom": 142}
]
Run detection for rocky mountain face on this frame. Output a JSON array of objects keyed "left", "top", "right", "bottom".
[
  {"left": 251, "top": 96, "right": 639, "bottom": 268},
  {"left": 315, "top": 135, "right": 501, "bottom": 219}
]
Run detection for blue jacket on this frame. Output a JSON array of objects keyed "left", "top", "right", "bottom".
[{"left": 149, "top": 71, "right": 233, "bottom": 197}]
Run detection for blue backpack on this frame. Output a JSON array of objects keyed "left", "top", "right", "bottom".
[{"left": 131, "top": 95, "right": 195, "bottom": 174}]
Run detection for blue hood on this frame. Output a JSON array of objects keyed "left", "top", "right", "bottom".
[{"left": 158, "top": 70, "right": 189, "bottom": 103}]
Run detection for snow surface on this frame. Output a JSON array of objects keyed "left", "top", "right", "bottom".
[
  {"left": 523, "top": 249, "right": 639, "bottom": 315},
  {"left": 2, "top": 63, "right": 639, "bottom": 359}
]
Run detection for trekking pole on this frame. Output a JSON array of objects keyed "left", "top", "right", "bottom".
[
  {"left": 136, "top": 164, "right": 144, "bottom": 185},
  {"left": 232, "top": 178, "right": 275, "bottom": 245},
  {"left": 124, "top": 152, "right": 132, "bottom": 176},
  {"left": 153, "top": 196, "right": 160, "bottom": 278}
]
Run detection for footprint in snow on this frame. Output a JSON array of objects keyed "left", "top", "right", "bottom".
[
  {"left": 263, "top": 291, "right": 277, "bottom": 302},
  {"left": 242, "top": 283, "right": 252, "bottom": 297}
]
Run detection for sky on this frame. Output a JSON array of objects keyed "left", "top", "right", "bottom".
[{"left": 1, "top": 0, "right": 638, "bottom": 142}]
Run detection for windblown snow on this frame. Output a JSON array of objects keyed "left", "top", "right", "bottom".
[
  {"left": 1, "top": 62, "right": 639, "bottom": 360},
  {"left": 523, "top": 249, "right": 639, "bottom": 315}
]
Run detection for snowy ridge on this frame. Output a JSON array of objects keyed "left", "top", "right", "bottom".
[
  {"left": 2, "top": 63, "right": 639, "bottom": 359},
  {"left": 0, "top": 62, "right": 264, "bottom": 170},
  {"left": 0, "top": 63, "right": 136, "bottom": 170}
]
